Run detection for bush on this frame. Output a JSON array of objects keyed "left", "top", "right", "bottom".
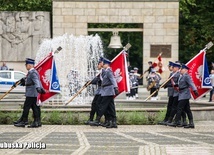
[{"left": 0, "top": 110, "right": 167, "bottom": 125}]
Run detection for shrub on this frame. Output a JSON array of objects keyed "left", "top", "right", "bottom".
[{"left": 0, "top": 110, "right": 166, "bottom": 125}]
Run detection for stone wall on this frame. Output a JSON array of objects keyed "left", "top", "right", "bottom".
[
  {"left": 54, "top": 0, "right": 179, "bottom": 83},
  {"left": 0, "top": 11, "right": 50, "bottom": 71}
]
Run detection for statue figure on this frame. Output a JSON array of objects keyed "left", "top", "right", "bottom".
[{"left": 32, "top": 12, "right": 50, "bottom": 57}]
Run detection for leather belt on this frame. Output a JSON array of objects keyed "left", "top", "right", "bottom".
[
  {"left": 179, "top": 87, "right": 188, "bottom": 91},
  {"left": 102, "top": 84, "right": 112, "bottom": 87}
]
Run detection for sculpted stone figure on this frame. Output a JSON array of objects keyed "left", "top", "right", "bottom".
[
  {"left": 0, "top": 11, "right": 50, "bottom": 63},
  {"left": 32, "top": 12, "right": 50, "bottom": 57},
  {"left": 1, "top": 15, "right": 18, "bottom": 61}
]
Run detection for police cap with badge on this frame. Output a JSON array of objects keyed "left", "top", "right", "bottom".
[
  {"left": 171, "top": 61, "right": 181, "bottom": 68},
  {"left": 25, "top": 58, "right": 35, "bottom": 65},
  {"left": 103, "top": 58, "right": 111, "bottom": 65},
  {"left": 181, "top": 64, "right": 190, "bottom": 70}
]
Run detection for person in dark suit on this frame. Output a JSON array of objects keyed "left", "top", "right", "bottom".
[
  {"left": 168, "top": 64, "right": 199, "bottom": 128},
  {"left": 14, "top": 58, "right": 45, "bottom": 128},
  {"left": 90, "top": 58, "right": 119, "bottom": 128}
]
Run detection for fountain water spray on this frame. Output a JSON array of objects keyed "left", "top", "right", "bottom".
[{"left": 35, "top": 34, "right": 103, "bottom": 105}]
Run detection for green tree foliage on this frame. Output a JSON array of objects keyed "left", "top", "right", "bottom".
[
  {"left": 179, "top": 0, "right": 214, "bottom": 68},
  {"left": 0, "top": 0, "right": 52, "bottom": 11}
]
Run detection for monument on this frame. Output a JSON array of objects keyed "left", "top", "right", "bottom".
[{"left": 0, "top": 11, "right": 50, "bottom": 71}]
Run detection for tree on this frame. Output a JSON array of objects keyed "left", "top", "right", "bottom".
[
  {"left": 0, "top": 0, "right": 52, "bottom": 11},
  {"left": 179, "top": 0, "right": 214, "bottom": 69}
]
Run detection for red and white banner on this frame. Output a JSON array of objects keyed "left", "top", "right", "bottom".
[
  {"left": 186, "top": 50, "right": 212, "bottom": 100},
  {"left": 35, "top": 52, "right": 60, "bottom": 104},
  {"left": 110, "top": 51, "right": 130, "bottom": 96},
  {"left": 152, "top": 53, "right": 164, "bottom": 74}
]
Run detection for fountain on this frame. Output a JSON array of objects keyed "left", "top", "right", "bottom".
[{"left": 35, "top": 34, "right": 104, "bottom": 105}]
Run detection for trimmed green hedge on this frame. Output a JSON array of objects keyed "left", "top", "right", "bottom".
[{"left": 0, "top": 110, "right": 166, "bottom": 125}]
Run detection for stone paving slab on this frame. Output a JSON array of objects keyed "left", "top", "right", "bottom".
[{"left": 0, "top": 121, "right": 214, "bottom": 155}]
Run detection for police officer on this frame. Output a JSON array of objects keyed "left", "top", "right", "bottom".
[
  {"left": 167, "top": 61, "right": 187, "bottom": 126},
  {"left": 158, "top": 61, "right": 174, "bottom": 125},
  {"left": 168, "top": 64, "right": 199, "bottom": 128},
  {"left": 14, "top": 58, "right": 45, "bottom": 128},
  {"left": 90, "top": 58, "right": 119, "bottom": 128},
  {"left": 84, "top": 57, "right": 103, "bottom": 125}
]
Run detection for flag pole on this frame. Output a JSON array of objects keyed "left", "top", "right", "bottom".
[
  {"left": 65, "top": 81, "right": 91, "bottom": 105},
  {"left": 0, "top": 81, "right": 21, "bottom": 101},
  {"left": 202, "top": 41, "right": 213, "bottom": 51},
  {"left": 65, "top": 43, "right": 132, "bottom": 105},
  {"left": 144, "top": 71, "right": 177, "bottom": 101},
  {"left": 35, "top": 46, "right": 62, "bottom": 69}
]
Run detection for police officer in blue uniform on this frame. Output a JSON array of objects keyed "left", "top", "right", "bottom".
[
  {"left": 14, "top": 58, "right": 45, "bottom": 128},
  {"left": 158, "top": 61, "right": 174, "bottom": 125},
  {"left": 84, "top": 57, "right": 103, "bottom": 125},
  {"left": 90, "top": 58, "right": 119, "bottom": 128},
  {"left": 166, "top": 62, "right": 187, "bottom": 126},
  {"left": 168, "top": 64, "right": 199, "bottom": 128}
]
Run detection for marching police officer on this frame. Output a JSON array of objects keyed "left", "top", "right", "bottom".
[
  {"left": 166, "top": 61, "right": 187, "bottom": 126},
  {"left": 90, "top": 58, "right": 119, "bottom": 128},
  {"left": 158, "top": 61, "right": 174, "bottom": 125},
  {"left": 14, "top": 58, "right": 45, "bottom": 128},
  {"left": 169, "top": 64, "right": 199, "bottom": 128},
  {"left": 84, "top": 57, "right": 103, "bottom": 125}
]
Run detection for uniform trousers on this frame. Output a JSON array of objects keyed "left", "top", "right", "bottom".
[
  {"left": 174, "top": 99, "right": 193, "bottom": 122},
  {"left": 169, "top": 96, "right": 186, "bottom": 121},
  {"left": 21, "top": 97, "right": 39, "bottom": 121},
  {"left": 164, "top": 96, "right": 174, "bottom": 121},
  {"left": 98, "top": 96, "right": 116, "bottom": 121},
  {"left": 89, "top": 94, "right": 100, "bottom": 120}
]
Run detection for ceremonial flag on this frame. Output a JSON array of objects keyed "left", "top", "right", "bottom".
[
  {"left": 152, "top": 53, "right": 164, "bottom": 74},
  {"left": 186, "top": 50, "right": 212, "bottom": 100},
  {"left": 110, "top": 51, "right": 130, "bottom": 96},
  {"left": 35, "top": 52, "right": 60, "bottom": 104}
]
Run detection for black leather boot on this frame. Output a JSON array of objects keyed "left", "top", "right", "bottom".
[
  {"left": 176, "top": 121, "right": 183, "bottom": 127},
  {"left": 28, "top": 118, "right": 39, "bottom": 128},
  {"left": 38, "top": 118, "right": 42, "bottom": 127},
  {"left": 158, "top": 119, "right": 167, "bottom": 125},
  {"left": 166, "top": 117, "right": 173, "bottom": 126},
  {"left": 184, "top": 120, "right": 195, "bottom": 128},
  {"left": 89, "top": 116, "right": 101, "bottom": 126},
  {"left": 14, "top": 117, "right": 28, "bottom": 127},
  {"left": 101, "top": 120, "right": 109, "bottom": 127},
  {"left": 84, "top": 119, "right": 93, "bottom": 125},
  {"left": 14, "top": 121, "right": 26, "bottom": 127},
  {"left": 106, "top": 118, "right": 118, "bottom": 128},
  {"left": 182, "top": 120, "right": 188, "bottom": 127},
  {"left": 168, "top": 121, "right": 181, "bottom": 127},
  {"left": 14, "top": 118, "right": 28, "bottom": 125}
]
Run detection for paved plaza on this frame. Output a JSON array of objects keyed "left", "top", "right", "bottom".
[{"left": 0, "top": 121, "right": 214, "bottom": 155}]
